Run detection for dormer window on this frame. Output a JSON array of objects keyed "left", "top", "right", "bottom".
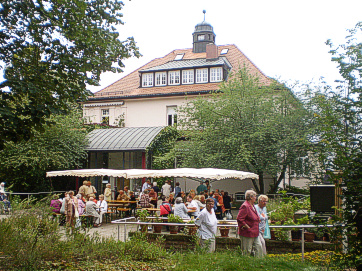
[
  {"left": 169, "top": 70, "right": 180, "bottom": 85},
  {"left": 155, "top": 72, "right": 167, "bottom": 86},
  {"left": 196, "top": 68, "right": 208, "bottom": 83},
  {"left": 210, "top": 67, "right": 223, "bottom": 82},
  {"left": 182, "top": 69, "right": 194, "bottom": 84},
  {"left": 174, "top": 54, "right": 184, "bottom": 61},
  {"left": 142, "top": 73, "right": 153, "bottom": 87}
]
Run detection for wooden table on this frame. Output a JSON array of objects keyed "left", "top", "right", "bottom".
[{"left": 108, "top": 201, "right": 137, "bottom": 217}]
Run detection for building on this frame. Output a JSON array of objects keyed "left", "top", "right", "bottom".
[{"left": 82, "top": 19, "right": 273, "bottom": 196}]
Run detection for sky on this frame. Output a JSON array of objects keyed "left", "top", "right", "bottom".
[{"left": 88, "top": 0, "right": 362, "bottom": 93}]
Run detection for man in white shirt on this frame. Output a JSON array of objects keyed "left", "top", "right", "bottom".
[
  {"left": 195, "top": 198, "right": 218, "bottom": 252},
  {"left": 187, "top": 195, "right": 200, "bottom": 218},
  {"left": 161, "top": 180, "right": 172, "bottom": 197},
  {"left": 97, "top": 194, "right": 108, "bottom": 225},
  {"left": 142, "top": 179, "right": 151, "bottom": 192}
]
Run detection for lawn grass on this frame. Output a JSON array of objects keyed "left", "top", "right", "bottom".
[
  {"left": 172, "top": 251, "right": 321, "bottom": 271},
  {"left": 34, "top": 252, "right": 321, "bottom": 271}
]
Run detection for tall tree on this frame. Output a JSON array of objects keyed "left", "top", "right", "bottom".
[
  {"left": 304, "top": 22, "right": 362, "bottom": 269},
  {"left": 0, "top": 103, "right": 88, "bottom": 192},
  {"left": 178, "top": 68, "right": 311, "bottom": 193},
  {"left": 0, "top": 0, "right": 140, "bottom": 148}
]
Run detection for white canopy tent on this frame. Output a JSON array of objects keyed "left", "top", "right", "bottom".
[{"left": 46, "top": 168, "right": 258, "bottom": 182}]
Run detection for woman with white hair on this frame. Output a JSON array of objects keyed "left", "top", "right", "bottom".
[
  {"left": 237, "top": 190, "right": 263, "bottom": 257},
  {"left": 255, "top": 195, "right": 270, "bottom": 255},
  {"left": 173, "top": 197, "right": 189, "bottom": 219},
  {"left": 152, "top": 182, "right": 160, "bottom": 194}
]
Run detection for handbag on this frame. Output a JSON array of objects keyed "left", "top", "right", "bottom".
[
  {"left": 73, "top": 201, "right": 79, "bottom": 218},
  {"left": 74, "top": 208, "right": 79, "bottom": 218},
  {"left": 264, "top": 220, "right": 271, "bottom": 239}
]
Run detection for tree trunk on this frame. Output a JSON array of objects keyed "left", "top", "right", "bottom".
[
  {"left": 270, "top": 164, "right": 287, "bottom": 193},
  {"left": 251, "top": 178, "right": 261, "bottom": 194},
  {"left": 258, "top": 172, "right": 264, "bottom": 194}
]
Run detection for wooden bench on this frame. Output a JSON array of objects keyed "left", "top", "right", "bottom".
[
  {"left": 104, "top": 211, "right": 115, "bottom": 223},
  {"left": 117, "top": 208, "right": 130, "bottom": 218}
]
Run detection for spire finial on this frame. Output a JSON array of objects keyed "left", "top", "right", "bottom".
[{"left": 203, "top": 10, "right": 206, "bottom": 21}]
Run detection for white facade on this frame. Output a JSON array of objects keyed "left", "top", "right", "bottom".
[{"left": 83, "top": 96, "right": 193, "bottom": 127}]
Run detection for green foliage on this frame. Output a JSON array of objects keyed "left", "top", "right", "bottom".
[
  {"left": 0, "top": 198, "right": 61, "bottom": 269},
  {"left": 300, "top": 21, "right": 362, "bottom": 269},
  {"left": 136, "top": 209, "right": 150, "bottom": 222},
  {"left": 178, "top": 67, "right": 312, "bottom": 193},
  {"left": 269, "top": 195, "right": 310, "bottom": 224},
  {"left": 148, "top": 126, "right": 179, "bottom": 169},
  {"left": 147, "top": 126, "right": 180, "bottom": 187},
  {"left": 125, "top": 233, "right": 167, "bottom": 262},
  {"left": 167, "top": 214, "right": 184, "bottom": 223},
  {"left": 0, "top": 197, "right": 340, "bottom": 270},
  {"left": 0, "top": 198, "right": 169, "bottom": 270},
  {"left": 0, "top": 104, "right": 88, "bottom": 192},
  {"left": 0, "top": 0, "right": 140, "bottom": 148}
]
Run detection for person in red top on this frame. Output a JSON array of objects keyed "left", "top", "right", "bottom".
[
  {"left": 149, "top": 188, "right": 158, "bottom": 208},
  {"left": 237, "top": 190, "right": 263, "bottom": 257}
]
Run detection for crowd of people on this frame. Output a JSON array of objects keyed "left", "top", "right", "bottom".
[
  {"left": 48, "top": 180, "right": 269, "bottom": 257},
  {"left": 50, "top": 181, "right": 108, "bottom": 228}
]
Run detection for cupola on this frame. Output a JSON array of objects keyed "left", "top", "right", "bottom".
[{"left": 192, "top": 10, "right": 216, "bottom": 53}]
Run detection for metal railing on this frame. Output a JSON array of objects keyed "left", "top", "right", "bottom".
[
  {"left": 111, "top": 218, "right": 341, "bottom": 261},
  {"left": 4, "top": 191, "right": 67, "bottom": 202}
]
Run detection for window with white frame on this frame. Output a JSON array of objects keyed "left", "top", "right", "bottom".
[
  {"left": 142, "top": 73, "right": 153, "bottom": 87},
  {"left": 168, "top": 71, "right": 180, "bottom": 85},
  {"left": 196, "top": 68, "right": 208, "bottom": 83},
  {"left": 155, "top": 72, "right": 167, "bottom": 86},
  {"left": 167, "top": 106, "right": 177, "bottom": 126},
  {"left": 210, "top": 67, "right": 223, "bottom": 82},
  {"left": 182, "top": 69, "right": 194, "bottom": 84},
  {"left": 101, "top": 109, "right": 109, "bottom": 124}
]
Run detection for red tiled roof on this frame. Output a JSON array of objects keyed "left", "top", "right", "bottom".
[{"left": 90, "top": 45, "right": 272, "bottom": 100}]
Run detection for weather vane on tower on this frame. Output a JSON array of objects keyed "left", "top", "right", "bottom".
[{"left": 203, "top": 10, "right": 206, "bottom": 21}]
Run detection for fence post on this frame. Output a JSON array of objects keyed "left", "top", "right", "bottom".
[
  {"left": 124, "top": 224, "right": 127, "bottom": 242},
  {"left": 301, "top": 227, "right": 305, "bottom": 261}
]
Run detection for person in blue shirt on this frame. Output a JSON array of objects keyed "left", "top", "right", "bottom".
[{"left": 209, "top": 191, "right": 218, "bottom": 212}]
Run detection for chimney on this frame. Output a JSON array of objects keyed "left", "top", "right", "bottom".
[{"left": 206, "top": 44, "right": 218, "bottom": 60}]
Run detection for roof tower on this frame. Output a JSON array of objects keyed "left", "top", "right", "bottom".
[{"left": 192, "top": 10, "right": 216, "bottom": 53}]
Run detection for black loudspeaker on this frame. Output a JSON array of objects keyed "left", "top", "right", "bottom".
[{"left": 310, "top": 185, "right": 335, "bottom": 213}]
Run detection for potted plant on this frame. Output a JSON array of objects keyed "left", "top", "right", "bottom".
[
  {"left": 153, "top": 215, "right": 163, "bottom": 234},
  {"left": 167, "top": 214, "right": 183, "bottom": 234},
  {"left": 218, "top": 220, "right": 231, "bottom": 237},
  {"left": 186, "top": 220, "right": 197, "bottom": 235},
  {"left": 136, "top": 209, "right": 150, "bottom": 232}
]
